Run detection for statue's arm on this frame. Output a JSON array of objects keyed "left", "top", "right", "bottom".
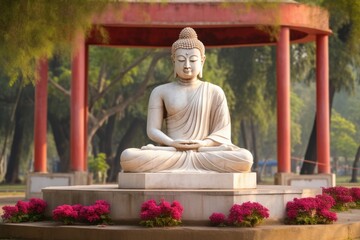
[{"left": 146, "top": 88, "right": 174, "bottom": 146}]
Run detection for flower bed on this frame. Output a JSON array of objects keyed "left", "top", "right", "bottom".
[
  {"left": 139, "top": 199, "right": 183, "bottom": 227},
  {"left": 52, "top": 200, "right": 111, "bottom": 225},
  {"left": 323, "top": 186, "right": 354, "bottom": 211},
  {"left": 209, "top": 202, "right": 270, "bottom": 227},
  {"left": 284, "top": 194, "right": 337, "bottom": 225},
  {"left": 1, "top": 198, "right": 47, "bottom": 223}
]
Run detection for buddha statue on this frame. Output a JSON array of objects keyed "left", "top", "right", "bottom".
[{"left": 120, "top": 27, "right": 253, "bottom": 173}]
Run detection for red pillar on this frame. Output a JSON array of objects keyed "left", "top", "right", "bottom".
[
  {"left": 316, "top": 34, "right": 330, "bottom": 174},
  {"left": 84, "top": 45, "right": 89, "bottom": 171},
  {"left": 276, "top": 27, "right": 291, "bottom": 173},
  {"left": 71, "top": 36, "right": 86, "bottom": 172},
  {"left": 34, "top": 58, "right": 48, "bottom": 172}
]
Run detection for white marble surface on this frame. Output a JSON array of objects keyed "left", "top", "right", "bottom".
[
  {"left": 275, "top": 173, "right": 336, "bottom": 187},
  {"left": 42, "top": 184, "right": 321, "bottom": 221},
  {"left": 118, "top": 172, "right": 257, "bottom": 189}
]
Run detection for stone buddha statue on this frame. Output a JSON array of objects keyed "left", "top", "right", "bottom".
[{"left": 120, "top": 27, "right": 253, "bottom": 173}]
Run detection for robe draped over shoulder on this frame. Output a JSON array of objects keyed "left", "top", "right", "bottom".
[{"left": 120, "top": 81, "right": 253, "bottom": 173}]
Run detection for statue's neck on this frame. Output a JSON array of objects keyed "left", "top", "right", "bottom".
[{"left": 177, "top": 78, "right": 201, "bottom": 86}]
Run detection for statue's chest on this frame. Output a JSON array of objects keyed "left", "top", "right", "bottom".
[{"left": 163, "top": 87, "right": 201, "bottom": 116}]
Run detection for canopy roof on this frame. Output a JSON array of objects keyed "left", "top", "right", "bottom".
[{"left": 88, "top": 1, "right": 330, "bottom": 48}]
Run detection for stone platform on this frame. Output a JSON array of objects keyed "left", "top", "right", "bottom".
[
  {"left": 118, "top": 172, "right": 257, "bottom": 189},
  {"left": 1, "top": 210, "right": 360, "bottom": 240},
  {"left": 42, "top": 184, "right": 320, "bottom": 222}
]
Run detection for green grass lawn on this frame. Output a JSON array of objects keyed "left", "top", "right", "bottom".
[{"left": 0, "top": 184, "right": 25, "bottom": 193}]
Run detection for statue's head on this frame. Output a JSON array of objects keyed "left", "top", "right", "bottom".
[{"left": 171, "top": 27, "right": 206, "bottom": 79}]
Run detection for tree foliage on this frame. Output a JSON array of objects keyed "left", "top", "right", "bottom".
[
  {"left": 298, "top": 0, "right": 360, "bottom": 174},
  {"left": 330, "top": 110, "right": 357, "bottom": 158},
  {"left": 0, "top": 0, "right": 108, "bottom": 85}
]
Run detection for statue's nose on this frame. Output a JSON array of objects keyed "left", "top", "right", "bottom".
[{"left": 184, "top": 60, "right": 190, "bottom": 68}]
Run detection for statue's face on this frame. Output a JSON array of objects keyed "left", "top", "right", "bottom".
[{"left": 174, "top": 48, "right": 204, "bottom": 81}]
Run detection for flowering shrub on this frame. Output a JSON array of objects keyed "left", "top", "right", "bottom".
[
  {"left": 139, "top": 199, "right": 183, "bottom": 227},
  {"left": 322, "top": 187, "right": 353, "bottom": 211},
  {"left": 285, "top": 194, "right": 337, "bottom": 225},
  {"left": 350, "top": 188, "right": 360, "bottom": 209},
  {"left": 79, "top": 200, "right": 111, "bottom": 225},
  {"left": 52, "top": 200, "right": 111, "bottom": 225},
  {"left": 1, "top": 198, "right": 47, "bottom": 223},
  {"left": 52, "top": 204, "right": 79, "bottom": 225},
  {"left": 209, "top": 212, "right": 227, "bottom": 227},
  {"left": 209, "top": 202, "right": 270, "bottom": 227}
]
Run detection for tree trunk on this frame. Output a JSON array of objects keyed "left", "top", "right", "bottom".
[
  {"left": 49, "top": 113, "right": 70, "bottom": 172},
  {"left": 250, "top": 118, "right": 260, "bottom": 182},
  {"left": 240, "top": 119, "right": 249, "bottom": 149},
  {"left": 5, "top": 104, "right": 25, "bottom": 183},
  {"left": 350, "top": 146, "right": 360, "bottom": 183},
  {"left": 300, "top": 117, "right": 317, "bottom": 174},
  {"left": 109, "top": 117, "right": 145, "bottom": 181},
  {"left": 5, "top": 93, "right": 34, "bottom": 183},
  {"left": 96, "top": 115, "right": 116, "bottom": 181},
  {"left": 99, "top": 115, "right": 115, "bottom": 161},
  {"left": 301, "top": 84, "right": 335, "bottom": 174}
]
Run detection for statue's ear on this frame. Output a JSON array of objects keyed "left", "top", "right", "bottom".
[
  {"left": 172, "top": 57, "right": 177, "bottom": 78},
  {"left": 202, "top": 55, "right": 206, "bottom": 65},
  {"left": 199, "top": 55, "right": 206, "bottom": 78}
]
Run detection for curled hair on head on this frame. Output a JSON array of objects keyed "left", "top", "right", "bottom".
[{"left": 171, "top": 27, "right": 205, "bottom": 60}]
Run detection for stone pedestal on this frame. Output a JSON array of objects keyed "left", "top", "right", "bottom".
[
  {"left": 118, "top": 172, "right": 257, "bottom": 189},
  {"left": 42, "top": 184, "right": 321, "bottom": 222},
  {"left": 274, "top": 173, "right": 336, "bottom": 187},
  {"left": 26, "top": 172, "right": 90, "bottom": 199}
]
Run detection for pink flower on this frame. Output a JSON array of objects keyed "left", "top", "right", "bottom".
[
  {"left": 16, "top": 200, "right": 29, "bottom": 214},
  {"left": 209, "top": 212, "right": 226, "bottom": 226},
  {"left": 52, "top": 205, "right": 79, "bottom": 224},
  {"left": 1, "top": 198, "right": 47, "bottom": 223},
  {"left": 140, "top": 199, "right": 161, "bottom": 220},
  {"left": 139, "top": 199, "right": 183, "bottom": 227},
  {"left": 316, "top": 194, "right": 335, "bottom": 209},
  {"left": 94, "top": 200, "right": 110, "bottom": 209},
  {"left": 52, "top": 200, "right": 111, "bottom": 225},
  {"left": 72, "top": 204, "right": 83, "bottom": 212},
  {"left": 1, "top": 205, "right": 19, "bottom": 221},
  {"left": 28, "top": 198, "right": 47, "bottom": 214},
  {"left": 227, "top": 202, "right": 269, "bottom": 227},
  {"left": 351, "top": 188, "right": 360, "bottom": 201},
  {"left": 80, "top": 206, "right": 100, "bottom": 223},
  {"left": 323, "top": 186, "right": 353, "bottom": 211},
  {"left": 77, "top": 201, "right": 111, "bottom": 224},
  {"left": 159, "top": 199, "right": 172, "bottom": 214},
  {"left": 318, "top": 209, "right": 337, "bottom": 222},
  {"left": 285, "top": 195, "right": 337, "bottom": 225}
]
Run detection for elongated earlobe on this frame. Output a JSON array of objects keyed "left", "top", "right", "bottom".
[
  {"left": 199, "top": 56, "right": 205, "bottom": 78},
  {"left": 174, "top": 69, "right": 177, "bottom": 78}
]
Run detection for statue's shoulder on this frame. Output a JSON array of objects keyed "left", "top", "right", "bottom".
[
  {"left": 204, "top": 81, "right": 225, "bottom": 95},
  {"left": 150, "top": 82, "right": 176, "bottom": 96}
]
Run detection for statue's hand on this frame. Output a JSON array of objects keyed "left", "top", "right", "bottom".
[{"left": 171, "top": 139, "right": 202, "bottom": 150}]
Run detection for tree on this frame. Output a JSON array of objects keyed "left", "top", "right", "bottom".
[
  {"left": 351, "top": 146, "right": 360, "bottom": 182},
  {"left": 330, "top": 111, "right": 357, "bottom": 174},
  {"left": 219, "top": 47, "right": 275, "bottom": 181},
  {"left": 0, "top": 76, "right": 22, "bottom": 182},
  {"left": 299, "top": 0, "right": 360, "bottom": 174},
  {"left": 0, "top": 0, "right": 109, "bottom": 85},
  {"left": 4, "top": 85, "right": 34, "bottom": 183}
]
